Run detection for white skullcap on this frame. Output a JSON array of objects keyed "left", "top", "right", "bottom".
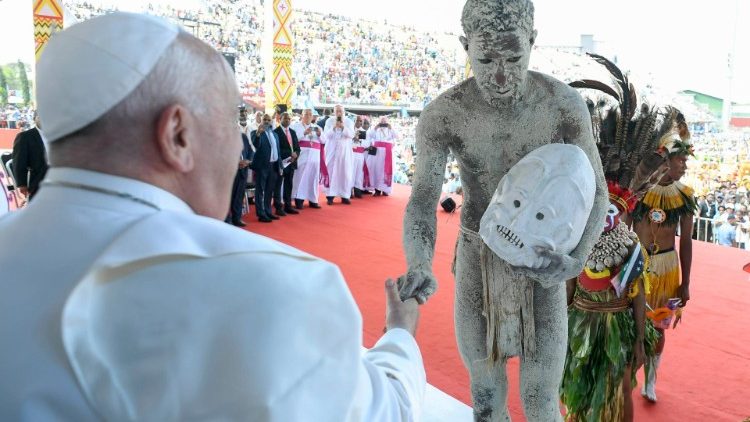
[{"left": 37, "top": 12, "right": 179, "bottom": 142}]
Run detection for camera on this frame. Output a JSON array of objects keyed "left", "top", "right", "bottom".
[{"left": 337, "top": 116, "right": 343, "bottom": 123}]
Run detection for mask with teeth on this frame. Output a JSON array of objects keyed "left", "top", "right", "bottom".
[{"left": 479, "top": 143, "right": 596, "bottom": 269}]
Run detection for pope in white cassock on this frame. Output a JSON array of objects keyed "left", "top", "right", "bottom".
[
  {"left": 323, "top": 105, "right": 356, "bottom": 204},
  {"left": 0, "top": 13, "right": 425, "bottom": 422},
  {"left": 289, "top": 108, "right": 323, "bottom": 209},
  {"left": 366, "top": 116, "right": 399, "bottom": 196}
]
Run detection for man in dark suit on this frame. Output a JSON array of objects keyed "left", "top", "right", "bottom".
[
  {"left": 250, "top": 114, "right": 281, "bottom": 223},
  {"left": 272, "top": 112, "right": 301, "bottom": 216},
  {"left": 225, "top": 105, "right": 255, "bottom": 227},
  {"left": 12, "top": 114, "right": 49, "bottom": 200}
]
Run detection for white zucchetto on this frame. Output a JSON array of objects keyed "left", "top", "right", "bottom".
[{"left": 37, "top": 12, "right": 179, "bottom": 142}]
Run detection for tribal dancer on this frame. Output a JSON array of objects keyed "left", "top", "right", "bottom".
[
  {"left": 561, "top": 54, "right": 685, "bottom": 421},
  {"left": 631, "top": 114, "right": 696, "bottom": 403}
]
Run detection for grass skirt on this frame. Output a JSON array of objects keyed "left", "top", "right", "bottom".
[
  {"left": 561, "top": 285, "right": 658, "bottom": 421},
  {"left": 645, "top": 249, "right": 680, "bottom": 312}
]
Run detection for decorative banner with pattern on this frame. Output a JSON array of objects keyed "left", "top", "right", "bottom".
[
  {"left": 267, "top": 0, "right": 294, "bottom": 109},
  {"left": 34, "top": 0, "right": 64, "bottom": 61}
]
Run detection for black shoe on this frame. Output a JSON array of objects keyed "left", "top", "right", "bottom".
[
  {"left": 258, "top": 216, "right": 272, "bottom": 223},
  {"left": 382, "top": 192, "right": 389, "bottom": 197},
  {"left": 327, "top": 196, "right": 334, "bottom": 205},
  {"left": 275, "top": 209, "right": 287, "bottom": 217},
  {"left": 269, "top": 214, "right": 280, "bottom": 220},
  {"left": 342, "top": 198, "right": 351, "bottom": 205},
  {"left": 309, "top": 202, "right": 321, "bottom": 209},
  {"left": 295, "top": 199, "right": 304, "bottom": 209},
  {"left": 232, "top": 221, "right": 247, "bottom": 227},
  {"left": 374, "top": 190, "right": 382, "bottom": 196},
  {"left": 284, "top": 207, "right": 299, "bottom": 215}
]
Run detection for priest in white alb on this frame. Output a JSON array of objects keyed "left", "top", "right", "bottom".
[
  {"left": 0, "top": 13, "right": 425, "bottom": 421},
  {"left": 352, "top": 115, "right": 369, "bottom": 198},
  {"left": 290, "top": 108, "right": 324, "bottom": 209},
  {"left": 366, "top": 116, "right": 399, "bottom": 196},
  {"left": 322, "top": 104, "right": 356, "bottom": 205}
]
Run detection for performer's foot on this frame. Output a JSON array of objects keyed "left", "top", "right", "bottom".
[
  {"left": 275, "top": 209, "right": 287, "bottom": 217},
  {"left": 284, "top": 207, "right": 299, "bottom": 215},
  {"left": 342, "top": 198, "right": 351, "bottom": 204},
  {"left": 641, "top": 384, "right": 657, "bottom": 403},
  {"left": 327, "top": 196, "right": 334, "bottom": 205},
  {"left": 642, "top": 356, "right": 658, "bottom": 403},
  {"left": 309, "top": 202, "right": 322, "bottom": 209}
]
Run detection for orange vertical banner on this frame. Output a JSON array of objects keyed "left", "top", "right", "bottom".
[
  {"left": 34, "top": 0, "right": 64, "bottom": 62},
  {"left": 270, "top": 0, "right": 294, "bottom": 109}
]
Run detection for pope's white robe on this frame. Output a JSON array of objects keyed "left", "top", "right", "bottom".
[
  {"left": 323, "top": 117, "right": 355, "bottom": 198},
  {"left": 0, "top": 168, "right": 425, "bottom": 421},
  {"left": 290, "top": 121, "right": 323, "bottom": 203},
  {"left": 367, "top": 127, "right": 399, "bottom": 195}
]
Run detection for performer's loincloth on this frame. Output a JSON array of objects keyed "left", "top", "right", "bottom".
[
  {"left": 644, "top": 247, "right": 681, "bottom": 314},
  {"left": 457, "top": 225, "right": 535, "bottom": 361}
]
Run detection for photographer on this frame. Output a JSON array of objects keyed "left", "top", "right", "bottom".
[
  {"left": 366, "top": 116, "right": 399, "bottom": 196},
  {"left": 322, "top": 105, "right": 355, "bottom": 205}
]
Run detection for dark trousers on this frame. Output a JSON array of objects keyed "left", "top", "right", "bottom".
[
  {"left": 274, "top": 166, "right": 295, "bottom": 210},
  {"left": 226, "top": 171, "right": 247, "bottom": 223},
  {"left": 254, "top": 163, "right": 278, "bottom": 218}
]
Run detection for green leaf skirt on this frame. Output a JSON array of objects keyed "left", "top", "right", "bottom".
[{"left": 560, "top": 285, "right": 658, "bottom": 421}]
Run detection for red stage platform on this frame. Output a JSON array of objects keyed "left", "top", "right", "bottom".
[
  {"left": 247, "top": 184, "right": 750, "bottom": 421},
  {"left": 0, "top": 129, "right": 19, "bottom": 150}
]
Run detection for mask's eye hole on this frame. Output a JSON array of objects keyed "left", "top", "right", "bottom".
[
  {"left": 507, "top": 56, "right": 522, "bottom": 63},
  {"left": 478, "top": 58, "right": 492, "bottom": 64},
  {"left": 514, "top": 200, "right": 521, "bottom": 208},
  {"left": 536, "top": 212, "right": 544, "bottom": 220}
]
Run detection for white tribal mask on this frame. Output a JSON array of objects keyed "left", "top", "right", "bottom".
[{"left": 479, "top": 143, "right": 596, "bottom": 268}]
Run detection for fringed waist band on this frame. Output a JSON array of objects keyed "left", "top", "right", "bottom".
[{"left": 573, "top": 295, "right": 630, "bottom": 313}]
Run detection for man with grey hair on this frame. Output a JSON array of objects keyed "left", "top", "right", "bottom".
[
  {"left": 323, "top": 104, "right": 356, "bottom": 205},
  {"left": 0, "top": 12, "right": 425, "bottom": 421},
  {"left": 400, "top": 0, "right": 607, "bottom": 420}
]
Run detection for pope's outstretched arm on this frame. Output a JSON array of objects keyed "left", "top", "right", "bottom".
[{"left": 400, "top": 105, "right": 449, "bottom": 303}]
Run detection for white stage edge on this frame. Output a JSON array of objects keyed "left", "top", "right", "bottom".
[{"left": 423, "top": 383, "right": 473, "bottom": 421}]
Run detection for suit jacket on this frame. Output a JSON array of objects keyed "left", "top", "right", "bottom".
[
  {"left": 249, "top": 129, "right": 281, "bottom": 173},
  {"left": 238, "top": 133, "right": 254, "bottom": 180},
  {"left": 12, "top": 127, "right": 48, "bottom": 190},
  {"left": 274, "top": 125, "right": 301, "bottom": 170}
]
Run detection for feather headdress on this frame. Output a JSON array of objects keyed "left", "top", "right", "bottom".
[{"left": 569, "top": 53, "right": 689, "bottom": 208}]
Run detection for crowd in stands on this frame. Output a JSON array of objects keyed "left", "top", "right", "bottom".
[
  {"left": 0, "top": 106, "right": 35, "bottom": 129},
  {"left": 65, "top": 1, "right": 715, "bottom": 124}
]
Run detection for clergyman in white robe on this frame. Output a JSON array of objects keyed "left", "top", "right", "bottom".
[
  {"left": 290, "top": 119, "right": 323, "bottom": 206},
  {"left": 323, "top": 115, "right": 355, "bottom": 200},
  {"left": 366, "top": 123, "right": 399, "bottom": 195}
]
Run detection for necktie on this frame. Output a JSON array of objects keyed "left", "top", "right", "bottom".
[{"left": 285, "top": 128, "right": 293, "bottom": 148}]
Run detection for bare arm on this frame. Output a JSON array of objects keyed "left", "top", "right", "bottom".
[
  {"left": 632, "top": 276, "right": 646, "bottom": 368},
  {"left": 517, "top": 95, "right": 608, "bottom": 286},
  {"left": 678, "top": 214, "right": 693, "bottom": 307},
  {"left": 400, "top": 107, "right": 450, "bottom": 303}
]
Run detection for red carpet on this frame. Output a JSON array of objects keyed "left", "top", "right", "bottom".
[
  {"left": 247, "top": 184, "right": 750, "bottom": 421},
  {"left": 0, "top": 129, "right": 19, "bottom": 150}
]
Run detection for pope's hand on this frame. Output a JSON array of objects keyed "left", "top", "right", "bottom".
[
  {"left": 385, "top": 279, "right": 419, "bottom": 336},
  {"left": 512, "top": 248, "right": 583, "bottom": 288},
  {"left": 397, "top": 268, "right": 437, "bottom": 304}
]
